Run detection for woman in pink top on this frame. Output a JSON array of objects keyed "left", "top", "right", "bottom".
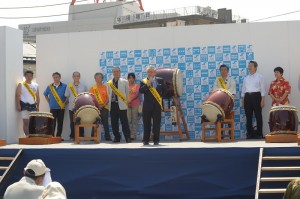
[{"left": 127, "top": 73, "right": 140, "bottom": 140}]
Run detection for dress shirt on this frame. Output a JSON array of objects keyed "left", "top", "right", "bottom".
[
  {"left": 111, "top": 79, "right": 118, "bottom": 102},
  {"left": 213, "top": 76, "right": 236, "bottom": 95},
  {"left": 65, "top": 82, "right": 87, "bottom": 110},
  {"left": 241, "top": 72, "right": 266, "bottom": 97},
  {"left": 152, "top": 77, "right": 157, "bottom": 88}
]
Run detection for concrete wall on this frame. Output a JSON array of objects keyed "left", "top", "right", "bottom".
[
  {"left": 36, "top": 21, "right": 300, "bottom": 140},
  {"left": 0, "top": 26, "right": 23, "bottom": 144}
]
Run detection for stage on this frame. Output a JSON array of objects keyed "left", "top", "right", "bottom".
[
  {"left": 0, "top": 139, "right": 299, "bottom": 149},
  {"left": 0, "top": 139, "right": 299, "bottom": 199}
]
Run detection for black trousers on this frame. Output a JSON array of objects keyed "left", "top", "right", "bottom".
[
  {"left": 244, "top": 92, "right": 263, "bottom": 136},
  {"left": 100, "top": 108, "right": 110, "bottom": 139},
  {"left": 142, "top": 107, "right": 162, "bottom": 143},
  {"left": 50, "top": 109, "right": 65, "bottom": 137},
  {"left": 69, "top": 110, "right": 84, "bottom": 138},
  {"left": 110, "top": 102, "right": 130, "bottom": 141}
]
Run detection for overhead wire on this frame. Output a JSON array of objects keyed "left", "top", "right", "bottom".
[
  {"left": 250, "top": 9, "right": 300, "bottom": 22},
  {"left": 0, "top": 1, "right": 134, "bottom": 19},
  {"left": 0, "top": 0, "right": 87, "bottom": 9}
]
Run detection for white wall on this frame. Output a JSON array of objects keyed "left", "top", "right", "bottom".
[
  {"left": 36, "top": 21, "right": 300, "bottom": 140},
  {"left": 0, "top": 26, "right": 23, "bottom": 144}
]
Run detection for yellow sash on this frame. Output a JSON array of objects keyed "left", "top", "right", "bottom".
[
  {"left": 107, "top": 80, "right": 128, "bottom": 104},
  {"left": 23, "top": 82, "right": 36, "bottom": 101},
  {"left": 142, "top": 78, "right": 163, "bottom": 110},
  {"left": 93, "top": 85, "right": 108, "bottom": 110},
  {"left": 68, "top": 83, "right": 78, "bottom": 97},
  {"left": 217, "top": 77, "right": 228, "bottom": 90},
  {"left": 49, "top": 84, "right": 65, "bottom": 109}
]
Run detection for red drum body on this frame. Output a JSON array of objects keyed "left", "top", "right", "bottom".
[
  {"left": 202, "top": 89, "right": 234, "bottom": 122},
  {"left": 155, "top": 68, "right": 183, "bottom": 99},
  {"left": 74, "top": 92, "right": 101, "bottom": 124},
  {"left": 28, "top": 112, "right": 54, "bottom": 137},
  {"left": 268, "top": 105, "right": 298, "bottom": 135}
]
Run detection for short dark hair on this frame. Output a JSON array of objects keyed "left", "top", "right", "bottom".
[
  {"left": 24, "top": 170, "right": 45, "bottom": 180},
  {"left": 94, "top": 72, "right": 104, "bottom": 79},
  {"left": 24, "top": 70, "right": 34, "bottom": 76},
  {"left": 113, "top": 67, "right": 121, "bottom": 72},
  {"left": 219, "top": 64, "right": 229, "bottom": 71},
  {"left": 249, "top": 61, "right": 258, "bottom": 68},
  {"left": 52, "top": 72, "right": 61, "bottom": 77},
  {"left": 72, "top": 71, "right": 80, "bottom": 76},
  {"left": 274, "top": 67, "right": 284, "bottom": 75},
  {"left": 127, "top": 73, "right": 135, "bottom": 79}
]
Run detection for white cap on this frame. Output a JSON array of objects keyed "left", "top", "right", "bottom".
[
  {"left": 24, "top": 159, "right": 47, "bottom": 177},
  {"left": 39, "top": 181, "right": 67, "bottom": 199}
]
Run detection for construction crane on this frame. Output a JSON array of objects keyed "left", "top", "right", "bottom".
[{"left": 137, "top": 0, "right": 144, "bottom": 11}]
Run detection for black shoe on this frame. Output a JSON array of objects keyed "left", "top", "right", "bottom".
[
  {"left": 126, "top": 138, "right": 132, "bottom": 143},
  {"left": 105, "top": 138, "right": 112, "bottom": 141},
  {"left": 143, "top": 142, "right": 149, "bottom": 145},
  {"left": 154, "top": 141, "right": 159, "bottom": 145},
  {"left": 112, "top": 139, "right": 120, "bottom": 143},
  {"left": 57, "top": 136, "right": 64, "bottom": 141},
  {"left": 246, "top": 133, "right": 253, "bottom": 139},
  {"left": 254, "top": 135, "right": 264, "bottom": 139}
]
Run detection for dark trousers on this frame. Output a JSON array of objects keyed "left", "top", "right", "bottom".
[
  {"left": 110, "top": 102, "right": 131, "bottom": 141},
  {"left": 142, "top": 107, "right": 162, "bottom": 143},
  {"left": 69, "top": 110, "right": 84, "bottom": 138},
  {"left": 100, "top": 108, "right": 110, "bottom": 139},
  {"left": 244, "top": 92, "right": 263, "bottom": 136},
  {"left": 91, "top": 109, "right": 110, "bottom": 138},
  {"left": 50, "top": 109, "right": 65, "bottom": 137}
]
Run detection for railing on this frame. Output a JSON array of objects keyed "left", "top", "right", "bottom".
[
  {"left": 114, "top": 6, "right": 219, "bottom": 25},
  {"left": 233, "top": 15, "right": 249, "bottom": 23}
]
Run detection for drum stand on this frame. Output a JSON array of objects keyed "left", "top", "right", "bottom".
[
  {"left": 0, "top": 139, "right": 6, "bottom": 146},
  {"left": 201, "top": 111, "right": 235, "bottom": 142},
  {"left": 19, "top": 136, "right": 61, "bottom": 145},
  {"left": 265, "top": 133, "right": 299, "bottom": 143},
  {"left": 74, "top": 123, "right": 100, "bottom": 144},
  {"left": 160, "top": 97, "right": 189, "bottom": 141}
]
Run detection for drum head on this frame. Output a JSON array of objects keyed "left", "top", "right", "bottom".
[
  {"left": 202, "top": 103, "right": 224, "bottom": 122},
  {"left": 75, "top": 105, "right": 100, "bottom": 124},
  {"left": 29, "top": 111, "right": 54, "bottom": 119},
  {"left": 270, "top": 105, "right": 298, "bottom": 113},
  {"left": 175, "top": 69, "right": 183, "bottom": 97}
]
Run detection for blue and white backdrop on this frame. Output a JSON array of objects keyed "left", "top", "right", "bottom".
[{"left": 99, "top": 45, "right": 254, "bottom": 140}]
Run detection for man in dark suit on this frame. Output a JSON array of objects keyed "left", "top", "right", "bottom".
[{"left": 139, "top": 66, "right": 164, "bottom": 145}]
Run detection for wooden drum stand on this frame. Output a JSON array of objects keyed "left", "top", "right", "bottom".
[
  {"left": 160, "top": 97, "right": 189, "bottom": 141},
  {"left": 201, "top": 111, "right": 235, "bottom": 142},
  {"left": 74, "top": 123, "right": 100, "bottom": 144}
]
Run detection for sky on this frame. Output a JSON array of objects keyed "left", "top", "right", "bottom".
[{"left": 0, "top": 0, "right": 299, "bottom": 28}]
